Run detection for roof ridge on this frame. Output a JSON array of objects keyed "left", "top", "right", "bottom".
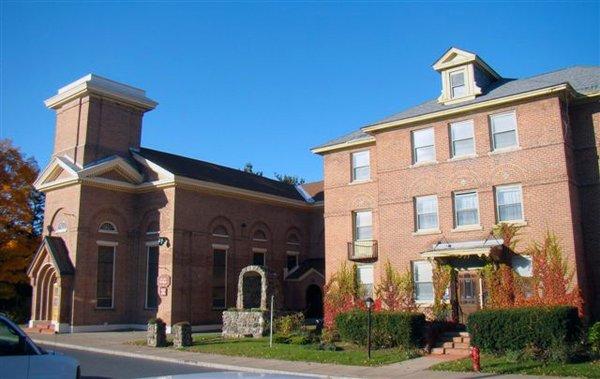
[{"left": 138, "top": 147, "right": 298, "bottom": 189}]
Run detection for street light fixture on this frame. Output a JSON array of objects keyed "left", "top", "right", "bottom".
[{"left": 365, "top": 297, "right": 374, "bottom": 359}]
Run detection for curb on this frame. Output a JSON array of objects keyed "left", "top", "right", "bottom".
[{"left": 33, "top": 339, "right": 360, "bottom": 379}]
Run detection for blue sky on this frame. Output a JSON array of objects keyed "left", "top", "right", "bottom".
[{"left": 1, "top": 2, "right": 598, "bottom": 182}]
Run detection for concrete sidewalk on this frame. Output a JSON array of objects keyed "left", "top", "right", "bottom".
[{"left": 31, "top": 331, "right": 565, "bottom": 379}]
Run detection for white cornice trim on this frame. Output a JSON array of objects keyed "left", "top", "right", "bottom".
[
  {"left": 311, "top": 136, "right": 376, "bottom": 155},
  {"left": 362, "top": 84, "right": 570, "bottom": 133},
  {"left": 131, "top": 151, "right": 175, "bottom": 180},
  {"left": 34, "top": 156, "right": 80, "bottom": 189},
  {"left": 45, "top": 74, "right": 157, "bottom": 111}
]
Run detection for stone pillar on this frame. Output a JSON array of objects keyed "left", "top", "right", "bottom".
[{"left": 172, "top": 322, "right": 192, "bottom": 348}]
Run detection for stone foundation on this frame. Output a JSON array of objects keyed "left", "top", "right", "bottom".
[{"left": 222, "top": 310, "right": 268, "bottom": 338}]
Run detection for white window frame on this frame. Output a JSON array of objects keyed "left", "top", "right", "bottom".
[
  {"left": 54, "top": 220, "right": 68, "bottom": 233},
  {"left": 211, "top": 244, "right": 229, "bottom": 310},
  {"left": 356, "top": 264, "right": 374, "bottom": 298},
  {"left": 96, "top": 241, "right": 117, "bottom": 309},
  {"left": 495, "top": 184, "right": 524, "bottom": 222},
  {"left": 415, "top": 195, "right": 439, "bottom": 231},
  {"left": 212, "top": 225, "right": 230, "bottom": 238},
  {"left": 144, "top": 241, "right": 159, "bottom": 310},
  {"left": 286, "top": 250, "right": 300, "bottom": 272},
  {"left": 252, "top": 247, "right": 267, "bottom": 266},
  {"left": 412, "top": 127, "right": 436, "bottom": 164},
  {"left": 490, "top": 111, "right": 519, "bottom": 151},
  {"left": 449, "top": 69, "right": 468, "bottom": 99},
  {"left": 353, "top": 210, "right": 373, "bottom": 241},
  {"left": 453, "top": 190, "right": 480, "bottom": 228},
  {"left": 351, "top": 150, "right": 370, "bottom": 182},
  {"left": 412, "top": 260, "right": 434, "bottom": 303},
  {"left": 450, "top": 120, "right": 475, "bottom": 158}
]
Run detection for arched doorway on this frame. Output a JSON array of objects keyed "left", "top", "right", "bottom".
[{"left": 305, "top": 284, "right": 323, "bottom": 319}]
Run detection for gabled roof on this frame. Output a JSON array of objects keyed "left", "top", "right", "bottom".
[
  {"left": 312, "top": 66, "right": 600, "bottom": 152},
  {"left": 285, "top": 258, "right": 325, "bottom": 281},
  {"left": 300, "top": 181, "right": 324, "bottom": 203},
  {"left": 27, "top": 237, "right": 75, "bottom": 276},
  {"left": 135, "top": 147, "right": 307, "bottom": 201}
]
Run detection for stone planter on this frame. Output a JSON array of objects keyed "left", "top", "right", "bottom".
[
  {"left": 172, "top": 322, "right": 192, "bottom": 348},
  {"left": 222, "top": 310, "right": 268, "bottom": 338},
  {"left": 147, "top": 319, "right": 167, "bottom": 347}
]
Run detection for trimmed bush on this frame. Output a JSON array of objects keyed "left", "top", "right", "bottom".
[
  {"left": 468, "top": 306, "right": 581, "bottom": 354},
  {"left": 335, "top": 310, "right": 425, "bottom": 348}
]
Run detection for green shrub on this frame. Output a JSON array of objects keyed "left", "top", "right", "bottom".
[
  {"left": 467, "top": 306, "right": 581, "bottom": 354},
  {"left": 273, "top": 334, "right": 291, "bottom": 344},
  {"left": 589, "top": 322, "right": 600, "bottom": 355},
  {"left": 289, "top": 334, "right": 312, "bottom": 345},
  {"left": 335, "top": 310, "right": 425, "bottom": 348},
  {"left": 148, "top": 317, "right": 165, "bottom": 325},
  {"left": 275, "top": 313, "right": 304, "bottom": 336}
]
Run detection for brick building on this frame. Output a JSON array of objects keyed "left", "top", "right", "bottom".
[
  {"left": 312, "top": 48, "right": 600, "bottom": 321},
  {"left": 28, "top": 75, "right": 324, "bottom": 333}
]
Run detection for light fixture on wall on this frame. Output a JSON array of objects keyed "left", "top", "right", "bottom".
[{"left": 158, "top": 237, "right": 170, "bottom": 247}]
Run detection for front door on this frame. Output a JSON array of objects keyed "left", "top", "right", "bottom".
[{"left": 457, "top": 270, "right": 480, "bottom": 324}]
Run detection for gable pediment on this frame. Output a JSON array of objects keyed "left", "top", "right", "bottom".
[
  {"left": 433, "top": 47, "right": 477, "bottom": 71},
  {"left": 34, "top": 156, "right": 80, "bottom": 190}
]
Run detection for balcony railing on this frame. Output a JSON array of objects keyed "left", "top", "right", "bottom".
[{"left": 347, "top": 240, "right": 378, "bottom": 262}]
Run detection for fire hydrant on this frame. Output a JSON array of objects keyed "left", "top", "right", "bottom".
[{"left": 471, "top": 346, "right": 481, "bottom": 372}]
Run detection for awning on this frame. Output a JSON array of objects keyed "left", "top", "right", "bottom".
[{"left": 421, "top": 239, "right": 502, "bottom": 259}]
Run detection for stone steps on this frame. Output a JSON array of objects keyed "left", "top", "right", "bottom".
[
  {"left": 430, "top": 330, "right": 471, "bottom": 356},
  {"left": 24, "top": 322, "right": 56, "bottom": 334}
]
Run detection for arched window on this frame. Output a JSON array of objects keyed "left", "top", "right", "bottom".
[
  {"left": 146, "top": 221, "right": 159, "bottom": 236},
  {"left": 252, "top": 230, "right": 267, "bottom": 241},
  {"left": 287, "top": 233, "right": 300, "bottom": 245},
  {"left": 212, "top": 225, "right": 229, "bottom": 237},
  {"left": 99, "top": 222, "right": 118, "bottom": 234},
  {"left": 54, "top": 220, "right": 67, "bottom": 233}
]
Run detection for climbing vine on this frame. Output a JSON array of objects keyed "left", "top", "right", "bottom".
[{"left": 374, "top": 260, "right": 415, "bottom": 312}]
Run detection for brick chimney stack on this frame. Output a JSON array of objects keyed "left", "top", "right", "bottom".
[{"left": 44, "top": 74, "right": 157, "bottom": 166}]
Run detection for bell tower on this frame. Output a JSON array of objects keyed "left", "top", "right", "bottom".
[{"left": 44, "top": 74, "right": 157, "bottom": 166}]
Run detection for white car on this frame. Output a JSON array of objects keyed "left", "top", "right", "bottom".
[{"left": 0, "top": 315, "right": 80, "bottom": 379}]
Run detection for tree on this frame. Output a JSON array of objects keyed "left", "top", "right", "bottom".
[
  {"left": 0, "top": 139, "right": 43, "bottom": 301},
  {"left": 375, "top": 260, "right": 415, "bottom": 312},
  {"left": 242, "top": 162, "right": 263, "bottom": 176},
  {"left": 274, "top": 173, "right": 305, "bottom": 185}
]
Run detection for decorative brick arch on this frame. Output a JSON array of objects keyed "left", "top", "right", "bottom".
[
  {"left": 209, "top": 216, "right": 235, "bottom": 238},
  {"left": 236, "top": 265, "right": 283, "bottom": 310}
]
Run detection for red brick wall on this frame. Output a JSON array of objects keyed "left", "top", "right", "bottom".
[{"left": 323, "top": 95, "right": 591, "bottom": 313}]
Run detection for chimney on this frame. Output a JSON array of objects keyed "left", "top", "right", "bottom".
[{"left": 44, "top": 74, "right": 157, "bottom": 166}]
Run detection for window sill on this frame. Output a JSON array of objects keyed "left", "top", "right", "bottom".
[
  {"left": 349, "top": 179, "right": 372, "bottom": 185},
  {"left": 488, "top": 146, "right": 520, "bottom": 156},
  {"left": 451, "top": 225, "right": 484, "bottom": 233},
  {"left": 411, "top": 160, "right": 438, "bottom": 168},
  {"left": 412, "top": 229, "right": 442, "bottom": 236},
  {"left": 447, "top": 154, "right": 478, "bottom": 162},
  {"left": 497, "top": 220, "right": 528, "bottom": 227}
]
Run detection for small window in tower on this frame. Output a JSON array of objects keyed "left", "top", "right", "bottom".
[{"left": 55, "top": 220, "right": 67, "bottom": 233}]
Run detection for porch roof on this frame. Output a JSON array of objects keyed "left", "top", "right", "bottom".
[{"left": 421, "top": 239, "right": 502, "bottom": 259}]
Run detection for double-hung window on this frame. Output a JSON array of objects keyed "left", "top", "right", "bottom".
[
  {"left": 491, "top": 112, "right": 518, "bottom": 150},
  {"left": 351, "top": 151, "right": 370, "bottom": 181},
  {"left": 450, "top": 71, "right": 467, "bottom": 99},
  {"left": 415, "top": 195, "right": 438, "bottom": 231},
  {"left": 412, "top": 127, "right": 435, "bottom": 164},
  {"left": 454, "top": 191, "right": 480, "bottom": 227},
  {"left": 412, "top": 261, "right": 433, "bottom": 302},
  {"left": 496, "top": 184, "right": 524, "bottom": 222},
  {"left": 212, "top": 249, "right": 227, "bottom": 309},
  {"left": 356, "top": 264, "right": 374, "bottom": 298},
  {"left": 450, "top": 120, "right": 475, "bottom": 157},
  {"left": 354, "top": 210, "right": 372, "bottom": 241}
]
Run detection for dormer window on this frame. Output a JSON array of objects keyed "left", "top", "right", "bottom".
[
  {"left": 433, "top": 47, "right": 501, "bottom": 105},
  {"left": 450, "top": 70, "right": 467, "bottom": 99}
]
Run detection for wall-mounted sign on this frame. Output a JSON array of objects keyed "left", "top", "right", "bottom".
[
  {"left": 157, "top": 274, "right": 171, "bottom": 288},
  {"left": 159, "top": 287, "right": 168, "bottom": 297}
]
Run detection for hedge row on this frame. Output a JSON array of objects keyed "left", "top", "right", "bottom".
[
  {"left": 468, "top": 306, "right": 581, "bottom": 353},
  {"left": 335, "top": 310, "right": 425, "bottom": 348}
]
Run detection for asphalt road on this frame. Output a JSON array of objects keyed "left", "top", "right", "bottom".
[{"left": 54, "top": 347, "right": 225, "bottom": 379}]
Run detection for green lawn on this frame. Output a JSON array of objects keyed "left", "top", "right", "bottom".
[
  {"left": 130, "top": 333, "right": 420, "bottom": 366},
  {"left": 431, "top": 354, "right": 600, "bottom": 378}
]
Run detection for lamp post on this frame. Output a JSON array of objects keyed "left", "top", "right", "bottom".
[{"left": 365, "top": 297, "right": 374, "bottom": 359}]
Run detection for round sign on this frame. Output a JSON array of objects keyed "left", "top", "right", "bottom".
[{"left": 157, "top": 274, "right": 171, "bottom": 287}]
